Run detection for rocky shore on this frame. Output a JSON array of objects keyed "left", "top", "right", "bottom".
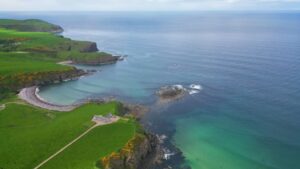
[{"left": 101, "top": 133, "right": 163, "bottom": 169}]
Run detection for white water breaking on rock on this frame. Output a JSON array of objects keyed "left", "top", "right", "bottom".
[{"left": 188, "top": 84, "right": 202, "bottom": 95}]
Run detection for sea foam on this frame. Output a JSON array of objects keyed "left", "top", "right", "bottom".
[
  {"left": 188, "top": 84, "right": 202, "bottom": 95},
  {"left": 189, "top": 84, "right": 202, "bottom": 90}
]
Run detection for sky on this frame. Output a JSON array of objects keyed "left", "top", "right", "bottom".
[{"left": 0, "top": 0, "right": 300, "bottom": 11}]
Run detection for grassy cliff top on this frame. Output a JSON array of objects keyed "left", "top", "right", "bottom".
[
  {"left": 0, "top": 19, "right": 139, "bottom": 169},
  {"left": 0, "top": 52, "right": 72, "bottom": 76},
  {"left": 0, "top": 20, "right": 114, "bottom": 95},
  {"left": 0, "top": 19, "right": 63, "bottom": 33},
  {"left": 0, "top": 28, "right": 97, "bottom": 53},
  {"left": 0, "top": 102, "right": 136, "bottom": 169}
]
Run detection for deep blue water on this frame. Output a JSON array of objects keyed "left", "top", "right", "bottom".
[{"left": 2, "top": 12, "right": 300, "bottom": 169}]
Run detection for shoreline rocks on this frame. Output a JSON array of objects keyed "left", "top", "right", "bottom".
[
  {"left": 119, "top": 103, "right": 149, "bottom": 120},
  {"left": 79, "top": 42, "right": 98, "bottom": 52}
]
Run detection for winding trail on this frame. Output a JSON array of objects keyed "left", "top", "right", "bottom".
[
  {"left": 34, "top": 116, "right": 120, "bottom": 169},
  {"left": 0, "top": 104, "right": 5, "bottom": 111}
]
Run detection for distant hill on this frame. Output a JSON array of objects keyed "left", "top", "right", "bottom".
[{"left": 0, "top": 19, "right": 63, "bottom": 33}]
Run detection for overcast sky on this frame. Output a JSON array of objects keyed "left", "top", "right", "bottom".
[{"left": 0, "top": 0, "right": 300, "bottom": 11}]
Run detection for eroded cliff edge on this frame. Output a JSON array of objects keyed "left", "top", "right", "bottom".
[{"left": 101, "top": 132, "right": 163, "bottom": 169}]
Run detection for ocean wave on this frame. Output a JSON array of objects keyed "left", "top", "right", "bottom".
[
  {"left": 189, "top": 84, "right": 202, "bottom": 90},
  {"left": 188, "top": 84, "right": 202, "bottom": 95},
  {"left": 189, "top": 90, "right": 200, "bottom": 95}
]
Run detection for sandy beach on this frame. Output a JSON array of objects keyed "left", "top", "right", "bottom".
[{"left": 18, "top": 86, "right": 77, "bottom": 111}]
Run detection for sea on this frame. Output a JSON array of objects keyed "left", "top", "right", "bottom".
[{"left": 2, "top": 11, "right": 300, "bottom": 169}]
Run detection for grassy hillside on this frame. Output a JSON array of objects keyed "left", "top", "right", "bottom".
[
  {"left": 0, "top": 102, "right": 136, "bottom": 169},
  {"left": 0, "top": 51, "right": 85, "bottom": 92},
  {"left": 0, "top": 19, "right": 63, "bottom": 33},
  {"left": 0, "top": 26, "right": 114, "bottom": 92},
  {"left": 0, "top": 52, "right": 71, "bottom": 76},
  {"left": 0, "top": 19, "right": 138, "bottom": 169},
  {"left": 41, "top": 121, "right": 135, "bottom": 169},
  {"left": 0, "top": 29, "right": 97, "bottom": 53}
]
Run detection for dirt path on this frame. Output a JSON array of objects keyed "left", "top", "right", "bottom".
[
  {"left": 0, "top": 104, "right": 5, "bottom": 111},
  {"left": 34, "top": 116, "right": 120, "bottom": 169}
]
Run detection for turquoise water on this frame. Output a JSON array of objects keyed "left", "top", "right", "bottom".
[{"left": 3, "top": 12, "right": 300, "bottom": 168}]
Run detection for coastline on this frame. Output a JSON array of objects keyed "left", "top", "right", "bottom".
[
  {"left": 18, "top": 85, "right": 165, "bottom": 168},
  {"left": 18, "top": 86, "right": 77, "bottom": 111},
  {"left": 1, "top": 19, "right": 166, "bottom": 169}
]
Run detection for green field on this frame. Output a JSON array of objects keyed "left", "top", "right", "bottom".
[
  {"left": 0, "top": 19, "right": 62, "bottom": 32},
  {"left": 41, "top": 121, "right": 135, "bottom": 169},
  {"left": 0, "top": 52, "right": 71, "bottom": 76},
  {"left": 0, "top": 51, "right": 75, "bottom": 95},
  {"left": 0, "top": 23, "right": 113, "bottom": 93},
  {"left": 0, "top": 102, "right": 136, "bottom": 169},
  {"left": 0, "top": 19, "right": 137, "bottom": 169},
  {"left": 0, "top": 28, "right": 93, "bottom": 53},
  {"left": 0, "top": 28, "right": 113, "bottom": 65}
]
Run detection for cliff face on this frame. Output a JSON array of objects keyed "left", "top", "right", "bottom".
[
  {"left": 101, "top": 133, "right": 161, "bottom": 169},
  {"left": 0, "top": 68, "right": 86, "bottom": 91},
  {"left": 72, "top": 55, "right": 120, "bottom": 65},
  {"left": 79, "top": 42, "right": 98, "bottom": 52},
  {"left": 0, "top": 19, "right": 64, "bottom": 33}
]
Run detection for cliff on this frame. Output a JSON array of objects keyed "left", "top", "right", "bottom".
[
  {"left": 71, "top": 55, "right": 119, "bottom": 65},
  {"left": 79, "top": 42, "right": 98, "bottom": 52},
  {"left": 0, "top": 68, "right": 86, "bottom": 91},
  {"left": 101, "top": 133, "right": 162, "bottom": 169}
]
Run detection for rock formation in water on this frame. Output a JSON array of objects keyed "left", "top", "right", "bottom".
[{"left": 157, "top": 85, "right": 188, "bottom": 103}]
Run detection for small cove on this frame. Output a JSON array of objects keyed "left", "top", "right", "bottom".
[{"left": 3, "top": 11, "right": 300, "bottom": 169}]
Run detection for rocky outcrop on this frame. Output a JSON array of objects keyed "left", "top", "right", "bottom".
[
  {"left": 157, "top": 85, "right": 187, "bottom": 103},
  {"left": 79, "top": 42, "right": 98, "bottom": 52},
  {"left": 71, "top": 55, "right": 120, "bottom": 65},
  {"left": 100, "top": 133, "right": 163, "bottom": 169},
  {"left": 118, "top": 103, "right": 149, "bottom": 120},
  {"left": 0, "top": 68, "right": 86, "bottom": 91},
  {"left": 49, "top": 25, "right": 64, "bottom": 34}
]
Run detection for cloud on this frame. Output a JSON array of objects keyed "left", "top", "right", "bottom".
[{"left": 0, "top": 0, "right": 299, "bottom": 11}]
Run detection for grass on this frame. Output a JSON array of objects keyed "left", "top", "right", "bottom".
[
  {"left": 0, "top": 52, "right": 74, "bottom": 93},
  {"left": 0, "top": 102, "right": 135, "bottom": 169},
  {"left": 0, "top": 28, "right": 113, "bottom": 63},
  {"left": 0, "top": 29, "right": 86, "bottom": 52},
  {"left": 0, "top": 52, "right": 71, "bottom": 76},
  {"left": 0, "top": 19, "right": 135, "bottom": 169},
  {"left": 0, "top": 19, "right": 62, "bottom": 32},
  {"left": 41, "top": 120, "right": 136, "bottom": 169}
]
